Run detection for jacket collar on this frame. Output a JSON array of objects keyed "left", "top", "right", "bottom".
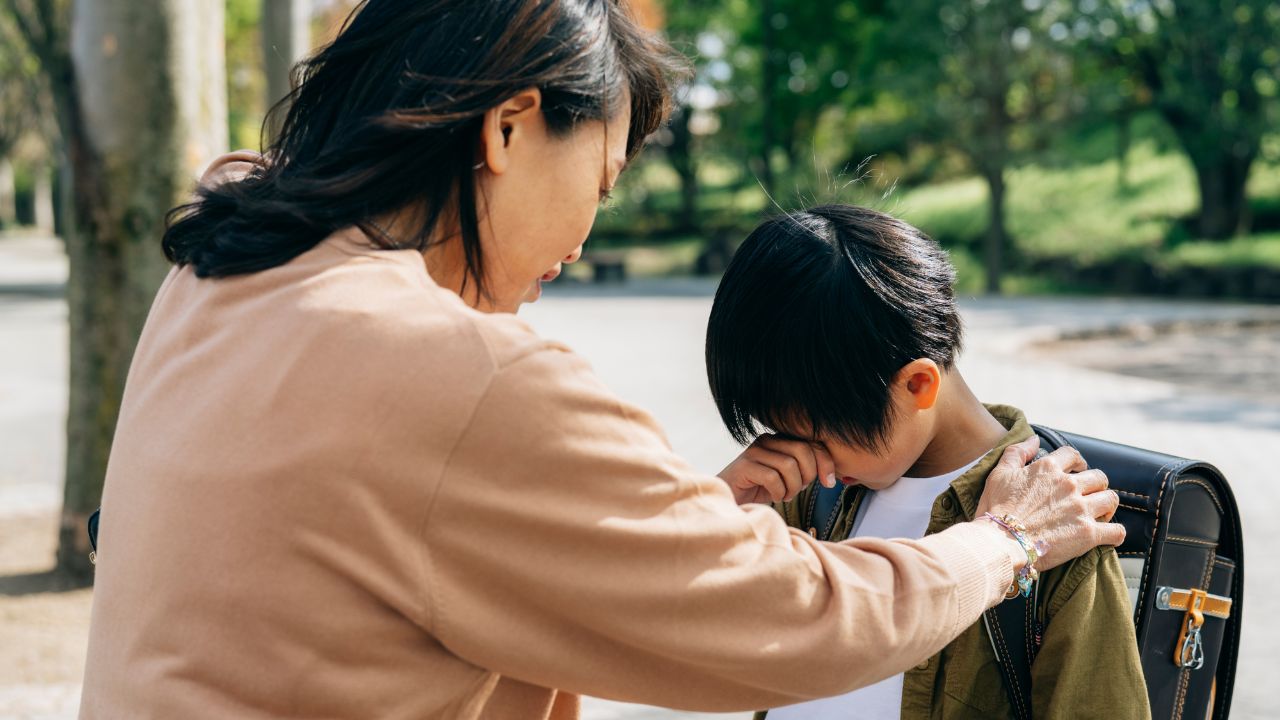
[{"left": 927, "top": 404, "right": 1033, "bottom": 529}]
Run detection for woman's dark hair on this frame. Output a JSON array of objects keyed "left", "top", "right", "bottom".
[
  {"left": 164, "top": 0, "right": 683, "bottom": 297},
  {"left": 705, "top": 204, "right": 964, "bottom": 450}
]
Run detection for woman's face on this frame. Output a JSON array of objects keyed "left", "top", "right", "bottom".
[{"left": 446, "top": 88, "right": 631, "bottom": 314}]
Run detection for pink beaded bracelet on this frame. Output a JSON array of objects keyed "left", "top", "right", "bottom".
[{"left": 983, "top": 512, "right": 1048, "bottom": 599}]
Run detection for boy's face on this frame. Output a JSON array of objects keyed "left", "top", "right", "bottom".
[
  {"left": 780, "top": 359, "right": 941, "bottom": 491},
  {"left": 818, "top": 400, "right": 935, "bottom": 491}
]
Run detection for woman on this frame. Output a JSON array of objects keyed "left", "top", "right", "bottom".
[{"left": 80, "top": 1, "right": 1123, "bottom": 718}]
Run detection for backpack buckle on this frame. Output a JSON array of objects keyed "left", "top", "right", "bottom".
[
  {"left": 1177, "top": 616, "right": 1205, "bottom": 669},
  {"left": 1174, "top": 588, "right": 1208, "bottom": 669}
]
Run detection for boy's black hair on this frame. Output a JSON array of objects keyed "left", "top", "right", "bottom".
[{"left": 705, "top": 204, "right": 963, "bottom": 450}]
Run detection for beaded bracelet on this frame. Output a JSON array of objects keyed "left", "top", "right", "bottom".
[{"left": 982, "top": 512, "right": 1048, "bottom": 599}]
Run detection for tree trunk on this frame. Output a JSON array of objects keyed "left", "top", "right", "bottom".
[
  {"left": 0, "top": 158, "right": 14, "bottom": 228},
  {"left": 1192, "top": 152, "right": 1253, "bottom": 240},
  {"left": 1116, "top": 112, "right": 1131, "bottom": 192},
  {"left": 34, "top": 163, "right": 55, "bottom": 233},
  {"left": 54, "top": 0, "right": 227, "bottom": 581},
  {"left": 667, "top": 105, "right": 698, "bottom": 232},
  {"left": 261, "top": 0, "right": 311, "bottom": 144},
  {"left": 983, "top": 168, "right": 1007, "bottom": 295}
]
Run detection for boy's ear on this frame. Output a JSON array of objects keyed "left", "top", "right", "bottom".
[
  {"left": 897, "top": 358, "right": 942, "bottom": 411},
  {"left": 479, "top": 87, "right": 543, "bottom": 175}
]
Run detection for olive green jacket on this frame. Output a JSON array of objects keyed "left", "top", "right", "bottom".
[{"left": 757, "top": 405, "right": 1150, "bottom": 719}]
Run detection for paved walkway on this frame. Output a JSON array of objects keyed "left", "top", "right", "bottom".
[{"left": 1, "top": 238, "right": 1276, "bottom": 718}]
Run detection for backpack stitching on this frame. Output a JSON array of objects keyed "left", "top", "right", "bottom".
[
  {"left": 1174, "top": 476, "right": 1226, "bottom": 516},
  {"left": 1166, "top": 535, "right": 1218, "bottom": 548},
  {"left": 985, "top": 610, "right": 1031, "bottom": 720},
  {"left": 1134, "top": 462, "right": 1176, "bottom": 628}
]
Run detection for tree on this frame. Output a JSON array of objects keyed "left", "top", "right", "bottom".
[
  {"left": 733, "top": 0, "right": 886, "bottom": 196},
  {"left": 879, "top": 0, "right": 1072, "bottom": 294},
  {"left": 1080, "top": 1, "right": 1279, "bottom": 239},
  {"left": 657, "top": 0, "right": 720, "bottom": 231},
  {"left": 0, "top": 11, "right": 50, "bottom": 227},
  {"left": 260, "top": 0, "right": 310, "bottom": 143},
  {"left": 6, "top": 0, "right": 227, "bottom": 581}
]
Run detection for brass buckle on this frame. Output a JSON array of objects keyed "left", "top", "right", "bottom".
[
  {"left": 1174, "top": 588, "right": 1207, "bottom": 669},
  {"left": 1177, "top": 616, "right": 1206, "bottom": 669}
]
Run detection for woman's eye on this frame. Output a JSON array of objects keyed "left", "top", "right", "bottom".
[{"left": 598, "top": 189, "right": 614, "bottom": 205}]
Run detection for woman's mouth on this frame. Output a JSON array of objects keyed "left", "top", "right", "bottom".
[{"left": 541, "top": 266, "right": 562, "bottom": 283}]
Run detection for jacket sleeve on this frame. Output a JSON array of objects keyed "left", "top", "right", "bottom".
[
  {"left": 1031, "top": 548, "right": 1151, "bottom": 719},
  {"left": 423, "top": 346, "right": 1016, "bottom": 712}
]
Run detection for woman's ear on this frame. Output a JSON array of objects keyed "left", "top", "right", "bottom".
[
  {"left": 896, "top": 358, "right": 942, "bottom": 411},
  {"left": 478, "top": 88, "right": 543, "bottom": 175}
]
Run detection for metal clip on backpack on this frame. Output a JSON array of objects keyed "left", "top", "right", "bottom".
[{"left": 986, "top": 426, "right": 1244, "bottom": 720}]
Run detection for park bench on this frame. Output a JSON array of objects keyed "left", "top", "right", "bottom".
[{"left": 580, "top": 250, "right": 628, "bottom": 283}]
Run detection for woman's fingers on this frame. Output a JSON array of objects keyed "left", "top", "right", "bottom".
[
  {"left": 1074, "top": 468, "right": 1110, "bottom": 495},
  {"left": 1095, "top": 519, "right": 1127, "bottom": 546},
  {"left": 1086, "top": 487, "right": 1121, "bottom": 522},
  {"left": 976, "top": 439, "right": 1120, "bottom": 571},
  {"left": 996, "top": 436, "right": 1041, "bottom": 472},
  {"left": 1043, "top": 445, "right": 1088, "bottom": 474}
]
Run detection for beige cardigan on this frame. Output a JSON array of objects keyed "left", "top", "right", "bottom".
[{"left": 80, "top": 228, "right": 1016, "bottom": 719}]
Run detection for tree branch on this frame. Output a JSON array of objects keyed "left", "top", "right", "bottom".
[{"left": 3, "top": 0, "right": 45, "bottom": 58}]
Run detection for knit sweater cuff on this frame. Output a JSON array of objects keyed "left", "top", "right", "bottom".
[{"left": 930, "top": 521, "right": 1017, "bottom": 636}]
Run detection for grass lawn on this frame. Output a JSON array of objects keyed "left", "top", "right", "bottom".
[{"left": 589, "top": 137, "right": 1280, "bottom": 294}]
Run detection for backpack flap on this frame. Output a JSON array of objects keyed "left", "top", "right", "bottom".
[{"left": 1032, "top": 426, "right": 1243, "bottom": 720}]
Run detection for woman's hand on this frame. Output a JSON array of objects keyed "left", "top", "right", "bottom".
[
  {"left": 975, "top": 436, "right": 1125, "bottom": 572},
  {"left": 718, "top": 435, "right": 838, "bottom": 505}
]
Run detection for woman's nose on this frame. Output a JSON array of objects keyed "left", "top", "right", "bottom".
[{"left": 564, "top": 246, "right": 584, "bottom": 264}]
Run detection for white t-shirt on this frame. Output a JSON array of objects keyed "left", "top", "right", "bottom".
[{"left": 768, "top": 454, "right": 986, "bottom": 720}]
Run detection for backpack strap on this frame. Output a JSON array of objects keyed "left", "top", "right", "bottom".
[
  {"left": 807, "top": 478, "right": 1040, "bottom": 718},
  {"left": 983, "top": 593, "right": 1037, "bottom": 720},
  {"left": 983, "top": 440, "right": 1061, "bottom": 720}
]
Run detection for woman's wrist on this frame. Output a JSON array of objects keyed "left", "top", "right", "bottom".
[
  {"left": 977, "top": 512, "right": 1048, "bottom": 599},
  {"left": 972, "top": 515, "right": 1027, "bottom": 582}
]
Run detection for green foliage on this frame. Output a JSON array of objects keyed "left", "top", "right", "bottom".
[
  {"left": 897, "top": 139, "right": 1280, "bottom": 277},
  {"left": 225, "top": 0, "right": 265, "bottom": 151},
  {"left": 1069, "top": 0, "right": 1280, "bottom": 237}
]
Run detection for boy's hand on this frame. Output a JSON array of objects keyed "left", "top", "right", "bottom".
[{"left": 717, "top": 435, "right": 838, "bottom": 505}]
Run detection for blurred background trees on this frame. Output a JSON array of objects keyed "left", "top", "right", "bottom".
[
  {"left": 5, "top": 0, "right": 226, "bottom": 580},
  {"left": 593, "top": 0, "right": 1280, "bottom": 296},
  {"left": 1, "top": 0, "right": 1279, "bottom": 578}
]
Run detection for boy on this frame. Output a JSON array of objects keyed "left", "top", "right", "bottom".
[{"left": 705, "top": 204, "right": 1147, "bottom": 719}]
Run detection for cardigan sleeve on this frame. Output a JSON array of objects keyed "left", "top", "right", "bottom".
[{"left": 422, "top": 344, "right": 1015, "bottom": 712}]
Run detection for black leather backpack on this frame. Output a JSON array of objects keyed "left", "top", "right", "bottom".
[{"left": 984, "top": 426, "right": 1244, "bottom": 720}]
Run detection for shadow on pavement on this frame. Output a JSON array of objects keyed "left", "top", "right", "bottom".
[
  {"left": 1131, "top": 394, "right": 1280, "bottom": 433},
  {"left": 0, "top": 282, "right": 65, "bottom": 299},
  {"left": 0, "top": 569, "right": 91, "bottom": 596}
]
